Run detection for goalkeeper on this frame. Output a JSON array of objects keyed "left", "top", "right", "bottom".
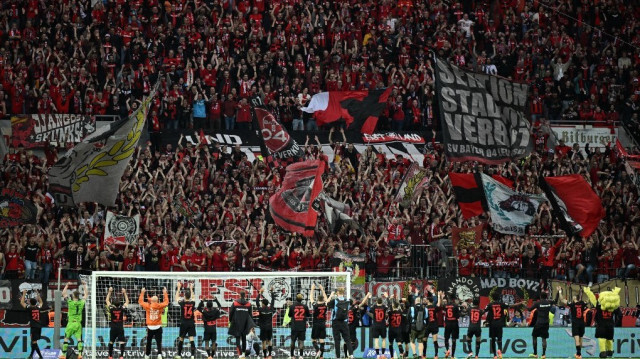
[{"left": 61, "top": 281, "right": 88, "bottom": 359}]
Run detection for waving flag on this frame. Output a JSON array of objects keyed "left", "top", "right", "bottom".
[
  {"left": 541, "top": 175, "right": 604, "bottom": 237},
  {"left": 49, "top": 86, "right": 157, "bottom": 207},
  {"left": 395, "top": 163, "right": 429, "bottom": 206},
  {"left": 449, "top": 172, "right": 514, "bottom": 219},
  {"left": 301, "top": 88, "right": 392, "bottom": 134},
  {"left": 480, "top": 173, "right": 545, "bottom": 235},
  {"left": 254, "top": 107, "right": 303, "bottom": 159},
  {"left": 269, "top": 160, "right": 325, "bottom": 236},
  {"left": 320, "top": 193, "right": 359, "bottom": 233},
  {"left": 0, "top": 188, "right": 38, "bottom": 228}
]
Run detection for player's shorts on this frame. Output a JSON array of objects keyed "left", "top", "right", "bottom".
[
  {"left": 571, "top": 324, "right": 585, "bottom": 338},
  {"left": 371, "top": 325, "right": 387, "bottom": 339},
  {"left": 110, "top": 327, "right": 126, "bottom": 342},
  {"left": 291, "top": 329, "right": 306, "bottom": 342},
  {"left": 65, "top": 321, "right": 83, "bottom": 339},
  {"left": 466, "top": 326, "right": 482, "bottom": 339},
  {"left": 349, "top": 324, "right": 357, "bottom": 339},
  {"left": 30, "top": 327, "right": 42, "bottom": 341},
  {"left": 388, "top": 328, "right": 402, "bottom": 342},
  {"left": 595, "top": 325, "right": 614, "bottom": 340},
  {"left": 532, "top": 325, "right": 549, "bottom": 339},
  {"left": 444, "top": 324, "right": 459, "bottom": 339},
  {"left": 488, "top": 324, "right": 503, "bottom": 339},
  {"left": 203, "top": 328, "right": 217, "bottom": 342},
  {"left": 311, "top": 324, "right": 326, "bottom": 340},
  {"left": 260, "top": 327, "right": 273, "bottom": 341},
  {"left": 410, "top": 328, "right": 426, "bottom": 341},
  {"left": 179, "top": 322, "right": 196, "bottom": 338},
  {"left": 400, "top": 329, "right": 411, "bottom": 343},
  {"left": 426, "top": 325, "right": 439, "bottom": 336}
]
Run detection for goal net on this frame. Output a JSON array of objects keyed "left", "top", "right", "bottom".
[{"left": 82, "top": 271, "right": 351, "bottom": 359}]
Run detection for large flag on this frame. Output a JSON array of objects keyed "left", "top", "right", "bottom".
[
  {"left": 269, "top": 159, "right": 325, "bottom": 236},
  {"left": 0, "top": 188, "right": 38, "bottom": 228},
  {"left": 394, "top": 163, "right": 429, "bottom": 205},
  {"left": 541, "top": 175, "right": 605, "bottom": 238},
  {"left": 434, "top": 58, "right": 531, "bottom": 163},
  {"left": 48, "top": 87, "right": 157, "bottom": 207},
  {"left": 449, "top": 172, "right": 513, "bottom": 219},
  {"left": 254, "top": 107, "right": 303, "bottom": 159},
  {"left": 320, "top": 193, "right": 359, "bottom": 233},
  {"left": 301, "top": 88, "right": 392, "bottom": 134},
  {"left": 104, "top": 211, "right": 141, "bottom": 246},
  {"left": 480, "top": 173, "right": 545, "bottom": 235}
]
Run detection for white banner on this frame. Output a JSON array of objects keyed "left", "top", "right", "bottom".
[
  {"left": 105, "top": 211, "right": 140, "bottom": 244},
  {"left": 551, "top": 126, "right": 618, "bottom": 148},
  {"left": 481, "top": 173, "right": 546, "bottom": 235}
]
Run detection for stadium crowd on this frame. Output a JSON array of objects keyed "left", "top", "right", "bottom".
[{"left": 0, "top": 0, "right": 639, "bottom": 286}]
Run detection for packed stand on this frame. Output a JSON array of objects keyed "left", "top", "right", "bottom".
[{"left": 0, "top": 0, "right": 639, "bottom": 284}]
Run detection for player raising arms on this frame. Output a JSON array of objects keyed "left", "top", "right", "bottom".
[
  {"left": 527, "top": 291, "right": 554, "bottom": 359},
  {"left": 106, "top": 287, "right": 130, "bottom": 359},
  {"left": 387, "top": 296, "right": 405, "bottom": 359},
  {"left": 175, "top": 282, "right": 197, "bottom": 359},
  {"left": 61, "top": 281, "right": 88, "bottom": 359},
  {"left": 425, "top": 290, "right": 444, "bottom": 359},
  {"left": 21, "top": 289, "right": 49, "bottom": 359},
  {"left": 197, "top": 296, "right": 222, "bottom": 359},
  {"left": 484, "top": 293, "right": 522, "bottom": 359},
  {"left": 309, "top": 283, "right": 329, "bottom": 359},
  {"left": 558, "top": 288, "right": 587, "bottom": 359},
  {"left": 139, "top": 286, "right": 169, "bottom": 359},
  {"left": 462, "top": 298, "right": 483, "bottom": 359},
  {"left": 369, "top": 292, "right": 390, "bottom": 359},
  {"left": 443, "top": 294, "right": 461, "bottom": 359},
  {"left": 255, "top": 287, "right": 276, "bottom": 359},
  {"left": 289, "top": 293, "right": 310, "bottom": 359}
]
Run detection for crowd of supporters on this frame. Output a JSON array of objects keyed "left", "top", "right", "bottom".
[{"left": 0, "top": 0, "right": 640, "bottom": 285}]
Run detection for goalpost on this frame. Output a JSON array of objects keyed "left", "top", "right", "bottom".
[{"left": 82, "top": 271, "right": 351, "bottom": 359}]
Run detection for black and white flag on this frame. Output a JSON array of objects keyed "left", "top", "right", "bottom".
[
  {"left": 434, "top": 58, "right": 532, "bottom": 164},
  {"left": 104, "top": 211, "right": 141, "bottom": 246}
]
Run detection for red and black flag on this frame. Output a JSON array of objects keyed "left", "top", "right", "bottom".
[
  {"left": 0, "top": 188, "right": 38, "bottom": 228},
  {"left": 301, "top": 88, "right": 392, "bottom": 134},
  {"left": 269, "top": 160, "right": 325, "bottom": 236},
  {"left": 540, "top": 174, "right": 605, "bottom": 238},
  {"left": 254, "top": 107, "right": 303, "bottom": 160},
  {"left": 449, "top": 172, "right": 514, "bottom": 219}
]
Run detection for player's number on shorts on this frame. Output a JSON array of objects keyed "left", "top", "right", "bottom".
[
  {"left": 114, "top": 311, "right": 121, "bottom": 321},
  {"left": 294, "top": 307, "right": 305, "bottom": 321},
  {"left": 348, "top": 311, "right": 354, "bottom": 323},
  {"left": 375, "top": 309, "right": 385, "bottom": 322}
]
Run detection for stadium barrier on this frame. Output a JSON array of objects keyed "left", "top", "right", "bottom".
[{"left": 1, "top": 327, "right": 639, "bottom": 358}]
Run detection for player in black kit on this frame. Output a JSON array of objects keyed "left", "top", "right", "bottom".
[
  {"left": 21, "top": 289, "right": 49, "bottom": 359},
  {"left": 175, "top": 282, "right": 196, "bottom": 359},
  {"left": 558, "top": 287, "right": 587, "bottom": 359},
  {"left": 462, "top": 298, "right": 482, "bottom": 359},
  {"left": 256, "top": 287, "right": 276, "bottom": 359},
  {"left": 424, "top": 290, "right": 444, "bottom": 359},
  {"left": 289, "top": 293, "right": 310, "bottom": 359},
  {"left": 443, "top": 295, "right": 460, "bottom": 359},
  {"left": 310, "top": 283, "right": 329, "bottom": 359},
  {"left": 388, "top": 295, "right": 406, "bottom": 359},
  {"left": 527, "top": 292, "right": 554, "bottom": 359},
  {"left": 105, "top": 287, "right": 130, "bottom": 359},
  {"left": 368, "top": 292, "right": 390, "bottom": 359},
  {"left": 197, "top": 296, "right": 221, "bottom": 359}
]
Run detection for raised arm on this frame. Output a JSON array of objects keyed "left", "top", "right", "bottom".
[
  {"left": 162, "top": 287, "right": 169, "bottom": 306},
  {"left": 62, "top": 283, "right": 69, "bottom": 300},
  {"left": 310, "top": 283, "right": 316, "bottom": 305},
  {"left": 122, "top": 288, "right": 129, "bottom": 307},
  {"left": 320, "top": 284, "right": 328, "bottom": 303},
  {"left": 189, "top": 282, "right": 194, "bottom": 302},
  {"left": 175, "top": 282, "right": 183, "bottom": 305},
  {"left": 20, "top": 290, "right": 27, "bottom": 309},
  {"left": 139, "top": 287, "right": 146, "bottom": 306},
  {"left": 82, "top": 281, "right": 88, "bottom": 300},
  {"left": 106, "top": 287, "right": 113, "bottom": 307}
]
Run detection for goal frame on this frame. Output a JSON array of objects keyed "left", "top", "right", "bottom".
[{"left": 87, "top": 271, "right": 351, "bottom": 359}]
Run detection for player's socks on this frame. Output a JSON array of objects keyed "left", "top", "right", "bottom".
[
  {"left": 343, "top": 343, "right": 348, "bottom": 358},
  {"left": 432, "top": 341, "right": 438, "bottom": 357},
  {"left": 532, "top": 339, "right": 537, "bottom": 355},
  {"left": 119, "top": 343, "right": 125, "bottom": 357},
  {"left": 319, "top": 343, "right": 325, "bottom": 357},
  {"left": 291, "top": 345, "right": 296, "bottom": 358},
  {"left": 268, "top": 345, "right": 273, "bottom": 357},
  {"left": 475, "top": 341, "right": 480, "bottom": 357},
  {"left": 313, "top": 342, "right": 319, "bottom": 351},
  {"left": 389, "top": 346, "right": 394, "bottom": 358},
  {"left": 108, "top": 343, "right": 114, "bottom": 358},
  {"left": 382, "top": 348, "right": 386, "bottom": 355},
  {"left": 451, "top": 341, "right": 456, "bottom": 357},
  {"left": 542, "top": 343, "right": 546, "bottom": 356},
  {"left": 190, "top": 342, "right": 196, "bottom": 356},
  {"left": 376, "top": 348, "right": 380, "bottom": 355}
]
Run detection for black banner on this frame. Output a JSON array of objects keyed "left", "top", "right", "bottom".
[
  {"left": 434, "top": 59, "right": 531, "bottom": 164},
  {"left": 438, "top": 277, "right": 542, "bottom": 303}
]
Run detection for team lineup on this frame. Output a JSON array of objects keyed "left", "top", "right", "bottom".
[{"left": 22, "top": 282, "right": 622, "bottom": 359}]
